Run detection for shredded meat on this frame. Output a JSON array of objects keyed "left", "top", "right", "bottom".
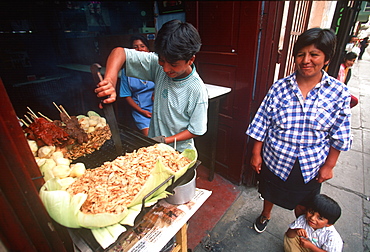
[{"left": 66, "top": 144, "right": 192, "bottom": 214}]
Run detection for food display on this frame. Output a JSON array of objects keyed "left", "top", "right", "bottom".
[
  {"left": 66, "top": 144, "right": 193, "bottom": 215},
  {"left": 21, "top": 106, "right": 112, "bottom": 161},
  {"left": 21, "top": 105, "right": 198, "bottom": 249},
  {"left": 39, "top": 143, "right": 197, "bottom": 230},
  {"left": 25, "top": 117, "right": 70, "bottom": 146}
]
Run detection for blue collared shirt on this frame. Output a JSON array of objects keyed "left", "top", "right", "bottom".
[{"left": 246, "top": 71, "right": 352, "bottom": 183}]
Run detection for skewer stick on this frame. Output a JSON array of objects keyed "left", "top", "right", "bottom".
[
  {"left": 24, "top": 114, "right": 33, "bottom": 124},
  {"left": 59, "top": 105, "right": 71, "bottom": 119},
  {"left": 174, "top": 137, "right": 177, "bottom": 150},
  {"left": 38, "top": 112, "right": 53, "bottom": 122},
  {"left": 27, "top": 107, "right": 38, "bottom": 119},
  {"left": 53, "top": 102, "right": 63, "bottom": 113},
  {"left": 27, "top": 111, "right": 38, "bottom": 120},
  {"left": 19, "top": 118, "right": 29, "bottom": 127}
]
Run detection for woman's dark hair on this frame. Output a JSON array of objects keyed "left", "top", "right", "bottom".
[
  {"left": 293, "top": 28, "right": 337, "bottom": 62},
  {"left": 130, "top": 34, "right": 150, "bottom": 49},
  {"left": 154, "top": 19, "right": 201, "bottom": 63},
  {"left": 344, "top": 51, "right": 358, "bottom": 61},
  {"left": 308, "top": 194, "right": 341, "bottom": 225}
]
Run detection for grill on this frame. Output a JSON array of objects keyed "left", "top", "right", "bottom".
[
  {"left": 72, "top": 123, "right": 158, "bottom": 169},
  {"left": 68, "top": 123, "right": 199, "bottom": 251}
]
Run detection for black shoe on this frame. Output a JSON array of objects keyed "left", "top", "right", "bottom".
[{"left": 253, "top": 215, "right": 269, "bottom": 233}]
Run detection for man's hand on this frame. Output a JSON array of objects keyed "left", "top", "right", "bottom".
[
  {"left": 95, "top": 79, "right": 117, "bottom": 108},
  {"left": 151, "top": 136, "right": 166, "bottom": 143}
]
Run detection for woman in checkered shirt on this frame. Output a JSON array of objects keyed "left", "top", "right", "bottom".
[{"left": 246, "top": 28, "right": 352, "bottom": 234}]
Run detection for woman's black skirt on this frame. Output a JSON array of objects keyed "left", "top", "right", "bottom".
[{"left": 258, "top": 159, "right": 321, "bottom": 210}]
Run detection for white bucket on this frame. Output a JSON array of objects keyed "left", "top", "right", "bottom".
[{"left": 165, "top": 170, "right": 196, "bottom": 205}]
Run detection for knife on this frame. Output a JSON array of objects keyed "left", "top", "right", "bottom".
[{"left": 90, "top": 63, "right": 123, "bottom": 156}]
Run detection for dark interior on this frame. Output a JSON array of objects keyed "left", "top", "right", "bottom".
[{"left": 0, "top": 1, "right": 156, "bottom": 122}]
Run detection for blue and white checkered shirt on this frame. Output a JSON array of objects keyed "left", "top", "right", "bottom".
[{"left": 246, "top": 71, "right": 352, "bottom": 183}]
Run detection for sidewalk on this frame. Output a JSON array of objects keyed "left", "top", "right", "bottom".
[{"left": 192, "top": 52, "right": 370, "bottom": 252}]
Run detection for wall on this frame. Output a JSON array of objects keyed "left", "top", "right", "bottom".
[
  {"left": 308, "top": 1, "right": 337, "bottom": 29},
  {"left": 154, "top": 1, "right": 185, "bottom": 30}
]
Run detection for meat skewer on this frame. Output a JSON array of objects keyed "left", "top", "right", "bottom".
[
  {"left": 19, "top": 118, "right": 29, "bottom": 127},
  {"left": 24, "top": 114, "right": 33, "bottom": 124},
  {"left": 59, "top": 105, "right": 71, "bottom": 119},
  {"left": 27, "top": 107, "right": 38, "bottom": 118},
  {"left": 22, "top": 105, "right": 111, "bottom": 159},
  {"left": 38, "top": 112, "right": 53, "bottom": 122}
]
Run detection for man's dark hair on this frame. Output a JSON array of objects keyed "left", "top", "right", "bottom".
[
  {"left": 344, "top": 51, "right": 358, "bottom": 61},
  {"left": 154, "top": 19, "right": 201, "bottom": 63},
  {"left": 308, "top": 194, "right": 341, "bottom": 225},
  {"left": 293, "top": 28, "right": 337, "bottom": 62},
  {"left": 130, "top": 34, "right": 150, "bottom": 49}
]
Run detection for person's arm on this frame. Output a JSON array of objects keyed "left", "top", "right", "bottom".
[
  {"left": 299, "top": 237, "right": 327, "bottom": 252},
  {"left": 250, "top": 139, "right": 263, "bottom": 174},
  {"left": 316, "top": 147, "right": 340, "bottom": 183},
  {"left": 123, "top": 97, "right": 152, "bottom": 118},
  {"left": 164, "top": 130, "right": 197, "bottom": 144},
  {"left": 285, "top": 228, "right": 299, "bottom": 238},
  {"left": 95, "top": 47, "right": 127, "bottom": 107},
  {"left": 286, "top": 228, "right": 327, "bottom": 252}
]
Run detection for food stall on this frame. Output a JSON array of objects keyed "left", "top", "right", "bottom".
[{"left": 0, "top": 77, "right": 212, "bottom": 251}]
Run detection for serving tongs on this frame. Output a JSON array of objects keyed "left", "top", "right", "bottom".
[
  {"left": 90, "top": 63, "right": 123, "bottom": 156},
  {"left": 140, "top": 160, "right": 200, "bottom": 213}
]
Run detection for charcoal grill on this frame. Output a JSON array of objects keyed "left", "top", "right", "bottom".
[
  {"left": 68, "top": 123, "right": 200, "bottom": 251},
  {"left": 72, "top": 123, "right": 157, "bottom": 168}
]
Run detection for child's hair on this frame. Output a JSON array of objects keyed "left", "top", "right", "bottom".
[
  {"left": 154, "top": 19, "right": 201, "bottom": 63},
  {"left": 344, "top": 51, "right": 358, "bottom": 61},
  {"left": 348, "top": 35, "right": 357, "bottom": 43},
  {"left": 293, "top": 28, "right": 337, "bottom": 62},
  {"left": 130, "top": 34, "right": 150, "bottom": 49},
  {"left": 308, "top": 194, "right": 341, "bottom": 225}
]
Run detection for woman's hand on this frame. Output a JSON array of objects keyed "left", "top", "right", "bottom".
[
  {"left": 316, "top": 147, "right": 340, "bottom": 183},
  {"left": 316, "top": 164, "right": 334, "bottom": 183},
  {"left": 250, "top": 140, "right": 263, "bottom": 174},
  {"left": 250, "top": 153, "right": 262, "bottom": 174}
]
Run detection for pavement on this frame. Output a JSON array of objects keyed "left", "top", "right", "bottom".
[{"left": 192, "top": 51, "right": 370, "bottom": 252}]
